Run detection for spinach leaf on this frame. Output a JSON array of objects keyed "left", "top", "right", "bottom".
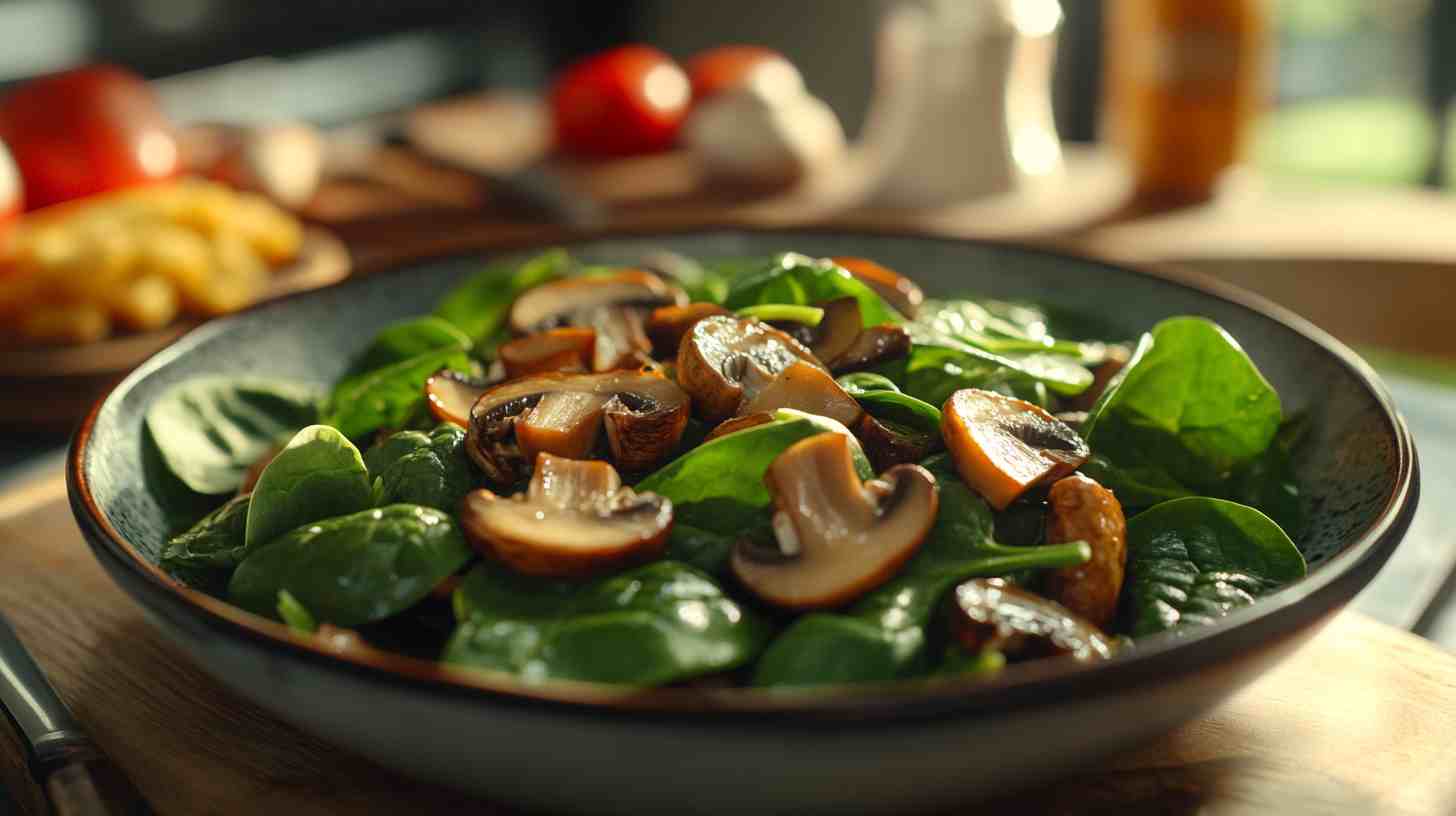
[
  {"left": 1226, "top": 414, "right": 1308, "bottom": 541},
  {"left": 244, "top": 425, "right": 373, "bottom": 551},
  {"left": 144, "top": 377, "right": 322, "bottom": 494},
  {"left": 230, "top": 504, "right": 472, "bottom": 626},
  {"left": 1083, "top": 317, "right": 1282, "bottom": 504},
  {"left": 444, "top": 560, "right": 770, "bottom": 685},
  {"left": 1121, "top": 497, "right": 1306, "bottom": 637},
  {"left": 752, "top": 455, "right": 1090, "bottom": 687},
  {"left": 637, "top": 409, "right": 873, "bottom": 571},
  {"left": 324, "top": 317, "right": 473, "bottom": 439},
  {"left": 912, "top": 298, "right": 1091, "bottom": 358},
  {"left": 836, "top": 372, "right": 902, "bottom": 394},
  {"left": 723, "top": 253, "right": 903, "bottom": 327},
  {"left": 276, "top": 590, "right": 318, "bottom": 634},
  {"left": 161, "top": 493, "right": 251, "bottom": 573},
  {"left": 433, "top": 249, "right": 570, "bottom": 345},
  {"left": 849, "top": 388, "right": 942, "bottom": 435},
  {"left": 364, "top": 425, "right": 477, "bottom": 511},
  {"left": 876, "top": 335, "right": 1093, "bottom": 408}
]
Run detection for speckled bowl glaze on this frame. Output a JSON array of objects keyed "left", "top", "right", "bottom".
[{"left": 69, "top": 231, "right": 1418, "bottom": 815}]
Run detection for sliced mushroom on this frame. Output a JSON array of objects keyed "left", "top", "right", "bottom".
[
  {"left": 941, "top": 388, "right": 1089, "bottom": 511},
  {"left": 731, "top": 432, "right": 939, "bottom": 610},
  {"left": 676, "top": 314, "right": 822, "bottom": 423},
  {"left": 424, "top": 369, "right": 495, "bottom": 428},
  {"left": 853, "top": 414, "right": 939, "bottom": 472},
  {"left": 466, "top": 371, "right": 690, "bottom": 483},
  {"left": 460, "top": 453, "right": 672, "bottom": 577},
  {"left": 805, "top": 297, "right": 862, "bottom": 364},
  {"left": 827, "top": 325, "right": 912, "bottom": 374},
  {"left": 498, "top": 327, "right": 595, "bottom": 379},
  {"left": 950, "top": 578, "right": 1116, "bottom": 663},
  {"left": 830, "top": 256, "right": 924, "bottom": 318},
  {"left": 646, "top": 302, "right": 729, "bottom": 357},
  {"left": 1042, "top": 474, "right": 1127, "bottom": 628},
  {"left": 508, "top": 269, "right": 687, "bottom": 372},
  {"left": 737, "top": 360, "right": 864, "bottom": 427},
  {"left": 772, "top": 295, "right": 908, "bottom": 374},
  {"left": 703, "top": 411, "right": 776, "bottom": 443}
]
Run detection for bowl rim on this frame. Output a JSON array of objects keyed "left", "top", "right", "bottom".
[{"left": 67, "top": 225, "right": 1420, "bottom": 726}]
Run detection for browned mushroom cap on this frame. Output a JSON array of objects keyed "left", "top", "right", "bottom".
[
  {"left": 498, "top": 327, "right": 595, "bottom": 380},
  {"left": 731, "top": 432, "right": 939, "bottom": 610},
  {"left": 830, "top": 256, "right": 924, "bottom": 318},
  {"left": 941, "top": 388, "right": 1089, "bottom": 511},
  {"left": 737, "top": 360, "right": 864, "bottom": 428},
  {"left": 949, "top": 578, "right": 1116, "bottom": 663},
  {"left": 425, "top": 369, "right": 494, "bottom": 428},
  {"left": 805, "top": 297, "right": 862, "bottom": 364},
  {"left": 772, "top": 294, "right": 908, "bottom": 374},
  {"left": 460, "top": 453, "right": 672, "bottom": 577},
  {"left": 853, "top": 414, "right": 939, "bottom": 472},
  {"left": 465, "top": 371, "right": 690, "bottom": 484},
  {"left": 508, "top": 269, "right": 688, "bottom": 372},
  {"left": 828, "top": 325, "right": 911, "bottom": 374},
  {"left": 646, "top": 303, "right": 730, "bottom": 357},
  {"left": 676, "top": 314, "right": 823, "bottom": 423},
  {"left": 1042, "top": 474, "right": 1127, "bottom": 628}
]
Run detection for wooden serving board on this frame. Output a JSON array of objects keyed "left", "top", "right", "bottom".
[{"left": 2, "top": 469, "right": 1456, "bottom": 816}]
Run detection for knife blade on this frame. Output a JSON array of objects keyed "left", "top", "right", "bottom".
[{"left": 0, "top": 611, "right": 148, "bottom": 815}]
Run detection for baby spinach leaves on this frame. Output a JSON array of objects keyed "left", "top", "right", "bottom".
[
  {"left": 722, "top": 253, "right": 903, "bottom": 327},
  {"left": 160, "top": 493, "right": 252, "bottom": 573},
  {"left": 752, "top": 457, "right": 1089, "bottom": 687},
  {"left": 145, "top": 377, "right": 322, "bottom": 494},
  {"left": 364, "top": 425, "right": 477, "bottom": 512},
  {"left": 1121, "top": 497, "right": 1306, "bottom": 637},
  {"left": 912, "top": 298, "right": 1091, "bottom": 358},
  {"left": 444, "top": 560, "right": 770, "bottom": 685},
  {"left": 837, "top": 373, "right": 942, "bottom": 435},
  {"left": 637, "top": 409, "right": 873, "bottom": 574},
  {"left": 433, "top": 249, "right": 570, "bottom": 345},
  {"left": 1082, "top": 317, "right": 1282, "bottom": 504},
  {"left": 875, "top": 335, "right": 1092, "bottom": 409},
  {"left": 324, "top": 317, "right": 473, "bottom": 440},
  {"left": 244, "top": 425, "right": 373, "bottom": 551},
  {"left": 230, "top": 504, "right": 471, "bottom": 626}
]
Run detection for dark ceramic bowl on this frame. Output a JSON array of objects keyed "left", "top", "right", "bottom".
[{"left": 69, "top": 230, "right": 1418, "bottom": 815}]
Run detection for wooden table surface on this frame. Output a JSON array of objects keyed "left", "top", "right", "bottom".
[{"left": 2, "top": 469, "right": 1455, "bottom": 815}]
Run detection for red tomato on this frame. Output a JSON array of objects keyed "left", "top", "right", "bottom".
[
  {"left": 0, "top": 65, "right": 179, "bottom": 209},
  {"left": 0, "top": 139, "right": 20, "bottom": 230},
  {"left": 550, "top": 45, "right": 691, "bottom": 158},
  {"left": 686, "top": 45, "right": 801, "bottom": 103}
]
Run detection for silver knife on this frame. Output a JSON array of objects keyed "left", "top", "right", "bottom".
[{"left": 0, "top": 611, "right": 148, "bottom": 815}]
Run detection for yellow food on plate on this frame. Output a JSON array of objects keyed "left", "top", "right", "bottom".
[{"left": 0, "top": 179, "right": 305, "bottom": 347}]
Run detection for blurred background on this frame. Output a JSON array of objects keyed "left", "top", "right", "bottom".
[
  {"left": 0, "top": 0, "right": 1454, "bottom": 642},
  {"left": 0, "top": 0, "right": 1450, "bottom": 184}
]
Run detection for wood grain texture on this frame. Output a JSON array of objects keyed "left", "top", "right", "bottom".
[{"left": 2, "top": 469, "right": 1455, "bottom": 815}]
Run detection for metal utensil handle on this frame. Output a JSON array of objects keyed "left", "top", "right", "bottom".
[{"left": 0, "top": 612, "right": 94, "bottom": 772}]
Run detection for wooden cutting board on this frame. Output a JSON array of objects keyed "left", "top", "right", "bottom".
[{"left": 3, "top": 469, "right": 1456, "bottom": 816}]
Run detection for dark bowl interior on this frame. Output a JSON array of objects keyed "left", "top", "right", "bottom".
[{"left": 70, "top": 229, "right": 1417, "bottom": 717}]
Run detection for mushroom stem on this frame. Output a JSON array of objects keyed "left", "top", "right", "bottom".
[{"left": 730, "top": 432, "right": 939, "bottom": 610}]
